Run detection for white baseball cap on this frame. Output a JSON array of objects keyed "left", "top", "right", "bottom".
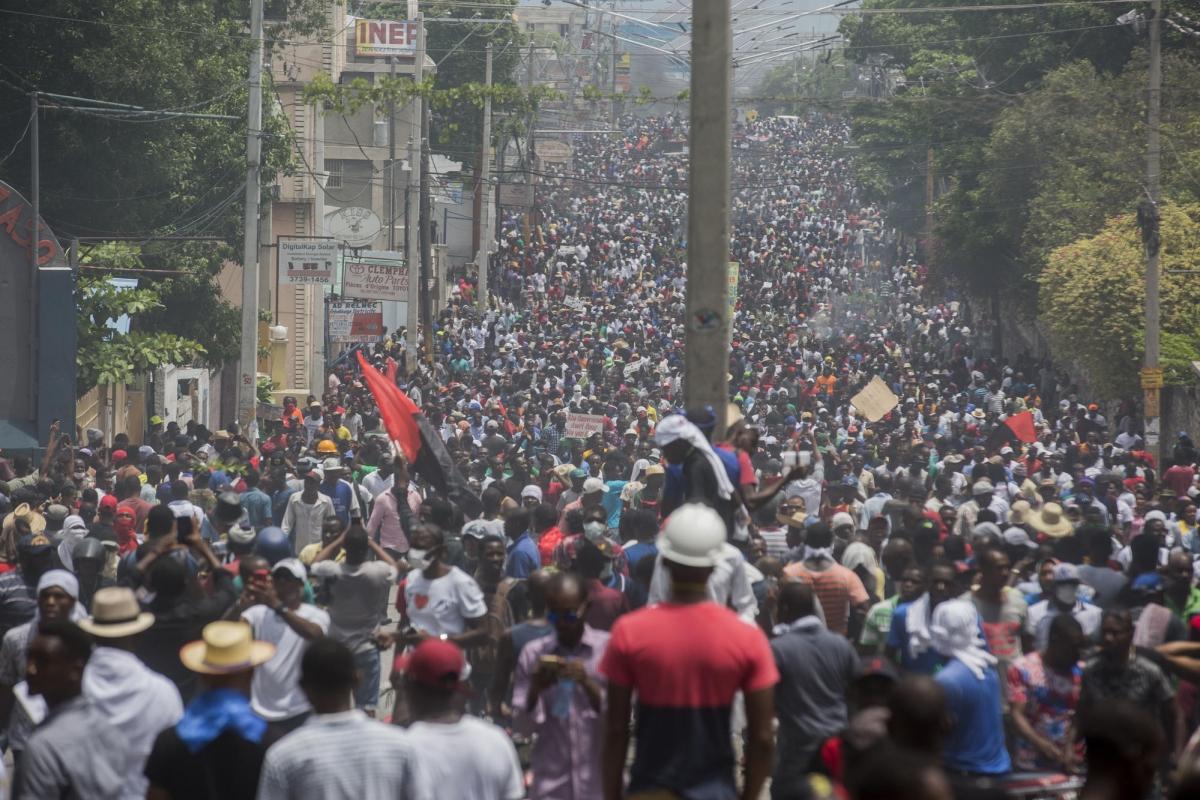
[{"left": 583, "top": 477, "right": 609, "bottom": 495}]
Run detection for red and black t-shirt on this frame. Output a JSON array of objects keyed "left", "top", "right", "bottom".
[{"left": 600, "top": 602, "right": 779, "bottom": 798}]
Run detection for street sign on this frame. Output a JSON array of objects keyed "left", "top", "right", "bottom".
[
  {"left": 279, "top": 238, "right": 336, "bottom": 285},
  {"left": 564, "top": 412, "right": 605, "bottom": 439},
  {"left": 328, "top": 300, "right": 384, "bottom": 342},
  {"left": 1140, "top": 366, "right": 1164, "bottom": 389},
  {"left": 498, "top": 183, "right": 534, "bottom": 208},
  {"left": 342, "top": 253, "right": 408, "bottom": 302}
]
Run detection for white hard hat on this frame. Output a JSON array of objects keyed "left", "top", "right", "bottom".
[{"left": 657, "top": 504, "right": 726, "bottom": 568}]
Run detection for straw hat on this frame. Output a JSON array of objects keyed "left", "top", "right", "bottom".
[
  {"left": 2, "top": 503, "right": 46, "bottom": 536},
  {"left": 1029, "top": 502, "right": 1072, "bottom": 538},
  {"left": 179, "top": 621, "right": 276, "bottom": 675},
  {"left": 1008, "top": 500, "right": 1033, "bottom": 526},
  {"left": 79, "top": 587, "right": 155, "bottom": 638}
]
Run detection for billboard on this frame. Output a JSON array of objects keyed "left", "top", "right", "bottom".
[
  {"left": 279, "top": 238, "right": 337, "bottom": 285},
  {"left": 328, "top": 300, "right": 384, "bottom": 343},
  {"left": 498, "top": 183, "right": 534, "bottom": 208},
  {"left": 355, "top": 19, "right": 418, "bottom": 57},
  {"left": 342, "top": 252, "right": 408, "bottom": 302}
]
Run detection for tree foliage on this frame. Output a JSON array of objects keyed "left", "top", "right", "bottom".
[
  {"left": 0, "top": 0, "right": 324, "bottom": 389},
  {"left": 754, "top": 53, "right": 855, "bottom": 117},
  {"left": 1039, "top": 203, "right": 1200, "bottom": 396},
  {"left": 352, "top": 1, "right": 527, "bottom": 157},
  {"left": 77, "top": 245, "right": 207, "bottom": 392}
]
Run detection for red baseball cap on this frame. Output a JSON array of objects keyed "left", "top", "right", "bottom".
[
  {"left": 99, "top": 494, "right": 118, "bottom": 511},
  {"left": 394, "top": 639, "right": 470, "bottom": 689},
  {"left": 111, "top": 449, "right": 128, "bottom": 462}
]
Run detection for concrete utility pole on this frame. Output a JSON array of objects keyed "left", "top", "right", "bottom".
[
  {"left": 1140, "top": 0, "right": 1163, "bottom": 459},
  {"left": 406, "top": 13, "right": 425, "bottom": 374},
  {"left": 683, "top": 0, "right": 732, "bottom": 435},
  {"left": 476, "top": 43, "right": 493, "bottom": 312},
  {"left": 237, "top": 0, "right": 265, "bottom": 431},
  {"left": 388, "top": 58, "right": 398, "bottom": 251}
]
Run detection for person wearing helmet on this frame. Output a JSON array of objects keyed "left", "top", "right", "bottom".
[
  {"left": 71, "top": 538, "right": 111, "bottom": 609},
  {"left": 255, "top": 526, "right": 294, "bottom": 567},
  {"left": 599, "top": 504, "right": 778, "bottom": 800}
]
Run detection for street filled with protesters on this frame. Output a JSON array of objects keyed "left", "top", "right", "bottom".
[{"left": 1, "top": 111, "right": 1199, "bottom": 800}]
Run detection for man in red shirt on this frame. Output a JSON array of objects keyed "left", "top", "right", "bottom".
[
  {"left": 532, "top": 504, "right": 563, "bottom": 567},
  {"left": 600, "top": 504, "right": 777, "bottom": 800},
  {"left": 1165, "top": 460, "right": 1196, "bottom": 500}
]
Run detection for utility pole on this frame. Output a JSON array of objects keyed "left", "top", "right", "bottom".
[
  {"left": 237, "top": 0, "right": 265, "bottom": 432},
  {"left": 1140, "top": 0, "right": 1164, "bottom": 460},
  {"left": 29, "top": 93, "right": 39, "bottom": 425},
  {"left": 405, "top": 13, "right": 425, "bottom": 375},
  {"left": 388, "top": 58, "right": 398, "bottom": 251},
  {"left": 610, "top": 20, "right": 618, "bottom": 125},
  {"left": 476, "top": 43, "right": 493, "bottom": 313},
  {"left": 684, "top": 0, "right": 732, "bottom": 435},
  {"left": 523, "top": 43, "right": 535, "bottom": 245},
  {"left": 420, "top": 97, "right": 434, "bottom": 365}
]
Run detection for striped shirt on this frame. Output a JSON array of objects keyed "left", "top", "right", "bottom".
[
  {"left": 758, "top": 526, "right": 790, "bottom": 560},
  {"left": 257, "top": 710, "right": 417, "bottom": 799},
  {"left": 782, "top": 561, "right": 869, "bottom": 636}
]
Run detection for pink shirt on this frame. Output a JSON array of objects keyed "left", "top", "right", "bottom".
[{"left": 366, "top": 490, "right": 410, "bottom": 553}]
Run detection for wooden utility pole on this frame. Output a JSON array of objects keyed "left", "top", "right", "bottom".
[
  {"left": 1140, "top": 0, "right": 1163, "bottom": 459},
  {"left": 523, "top": 43, "right": 535, "bottom": 245},
  {"left": 683, "top": 0, "right": 732, "bottom": 435},
  {"left": 420, "top": 98, "right": 433, "bottom": 365},
  {"left": 476, "top": 43, "right": 493, "bottom": 312},
  {"left": 405, "top": 13, "right": 425, "bottom": 374}
]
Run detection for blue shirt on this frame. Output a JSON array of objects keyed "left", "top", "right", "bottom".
[
  {"left": 886, "top": 602, "right": 946, "bottom": 675},
  {"left": 601, "top": 480, "right": 628, "bottom": 529},
  {"left": 935, "top": 658, "right": 1012, "bottom": 775},
  {"left": 506, "top": 532, "right": 541, "bottom": 579},
  {"left": 623, "top": 541, "right": 658, "bottom": 570},
  {"left": 320, "top": 480, "right": 355, "bottom": 526},
  {"left": 240, "top": 488, "right": 273, "bottom": 531}
]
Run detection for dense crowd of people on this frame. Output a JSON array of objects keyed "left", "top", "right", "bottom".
[{"left": 1, "top": 111, "right": 1199, "bottom": 799}]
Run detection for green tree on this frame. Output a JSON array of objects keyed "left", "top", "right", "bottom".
[
  {"left": 1039, "top": 202, "right": 1200, "bottom": 396},
  {"left": 0, "top": 0, "right": 326, "bottom": 388},
  {"left": 352, "top": 1, "right": 525, "bottom": 157},
  {"left": 754, "top": 53, "right": 854, "bottom": 117},
  {"left": 76, "top": 245, "right": 207, "bottom": 391}
]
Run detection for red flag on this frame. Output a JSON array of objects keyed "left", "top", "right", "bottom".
[
  {"left": 384, "top": 356, "right": 398, "bottom": 384},
  {"left": 1003, "top": 410, "right": 1037, "bottom": 443},
  {"left": 356, "top": 351, "right": 421, "bottom": 461}
]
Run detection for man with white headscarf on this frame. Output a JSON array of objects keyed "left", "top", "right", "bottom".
[
  {"left": 931, "top": 599, "right": 1012, "bottom": 777},
  {"left": 649, "top": 415, "right": 757, "bottom": 621},
  {"left": 654, "top": 414, "right": 736, "bottom": 536},
  {"left": 0, "top": 570, "right": 87, "bottom": 775}
]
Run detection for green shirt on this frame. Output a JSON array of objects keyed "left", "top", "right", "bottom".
[{"left": 859, "top": 594, "right": 899, "bottom": 650}]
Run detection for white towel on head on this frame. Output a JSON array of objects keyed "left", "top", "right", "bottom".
[
  {"left": 653, "top": 415, "right": 735, "bottom": 500},
  {"left": 931, "top": 599, "right": 996, "bottom": 680}
]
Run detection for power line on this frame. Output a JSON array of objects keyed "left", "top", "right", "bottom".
[{"left": 0, "top": 107, "right": 33, "bottom": 168}]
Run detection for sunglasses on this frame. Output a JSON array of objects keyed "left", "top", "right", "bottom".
[{"left": 547, "top": 606, "right": 586, "bottom": 625}]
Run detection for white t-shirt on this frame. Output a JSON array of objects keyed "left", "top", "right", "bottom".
[
  {"left": 402, "top": 567, "right": 486, "bottom": 636},
  {"left": 242, "top": 603, "right": 331, "bottom": 721},
  {"left": 407, "top": 717, "right": 524, "bottom": 800}
]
